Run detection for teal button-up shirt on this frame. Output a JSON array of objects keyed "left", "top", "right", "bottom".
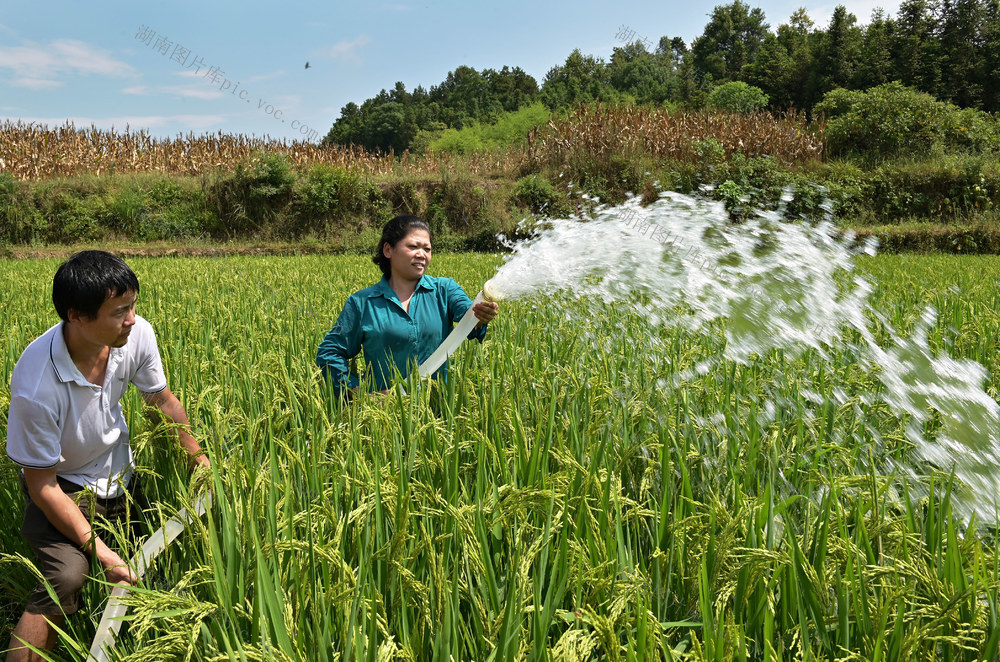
[{"left": 316, "top": 275, "right": 487, "bottom": 394}]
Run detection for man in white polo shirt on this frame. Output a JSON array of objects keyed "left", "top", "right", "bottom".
[{"left": 5, "top": 250, "right": 210, "bottom": 662}]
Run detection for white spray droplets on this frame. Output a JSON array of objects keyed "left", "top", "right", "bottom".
[{"left": 483, "top": 192, "right": 1000, "bottom": 525}]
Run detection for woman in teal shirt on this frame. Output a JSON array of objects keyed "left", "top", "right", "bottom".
[{"left": 316, "top": 215, "right": 499, "bottom": 396}]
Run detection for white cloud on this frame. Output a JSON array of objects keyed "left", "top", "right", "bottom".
[
  {"left": 326, "top": 35, "right": 371, "bottom": 62},
  {"left": 264, "top": 94, "right": 301, "bottom": 110},
  {"left": 163, "top": 84, "right": 225, "bottom": 100},
  {"left": 51, "top": 40, "right": 133, "bottom": 76},
  {"left": 122, "top": 81, "right": 224, "bottom": 100},
  {"left": 249, "top": 70, "right": 285, "bottom": 82},
  {"left": 0, "top": 39, "right": 136, "bottom": 90},
  {"left": 11, "top": 77, "right": 62, "bottom": 90}
]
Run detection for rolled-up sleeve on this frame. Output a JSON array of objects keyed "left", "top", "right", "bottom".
[{"left": 316, "top": 296, "right": 363, "bottom": 393}]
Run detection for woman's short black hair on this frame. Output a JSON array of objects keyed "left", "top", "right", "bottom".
[
  {"left": 52, "top": 250, "right": 140, "bottom": 322},
  {"left": 373, "top": 215, "right": 432, "bottom": 277}
]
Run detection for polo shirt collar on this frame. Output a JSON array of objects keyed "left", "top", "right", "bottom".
[{"left": 49, "top": 322, "right": 120, "bottom": 388}]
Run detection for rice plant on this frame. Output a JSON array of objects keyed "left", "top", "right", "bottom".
[{"left": 1, "top": 253, "right": 999, "bottom": 660}]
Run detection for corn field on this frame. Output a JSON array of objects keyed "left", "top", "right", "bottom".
[
  {"left": 0, "top": 122, "right": 531, "bottom": 182},
  {"left": 2, "top": 253, "right": 1000, "bottom": 660},
  {"left": 1, "top": 106, "right": 823, "bottom": 182},
  {"left": 0, "top": 121, "right": 406, "bottom": 180},
  {"left": 529, "top": 104, "right": 824, "bottom": 166}
]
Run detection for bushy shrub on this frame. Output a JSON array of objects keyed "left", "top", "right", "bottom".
[
  {"left": 939, "top": 107, "right": 1000, "bottom": 153},
  {"left": 817, "top": 82, "right": 1000, "bottom": 162},
  {"left": 866, "top": 155, "right": 997, "bottom": 221},
  {"left": 861, "top": 226, "right": 1000, "bottom": 253},
  {"left": 814, "top": 153, "right": 1000, "bottom": 225},
  {"left": 812, "top": 88, "right": 865, "bottom": 120},
  {"left": 104, "top": 187, "right": 147, "bottom": 236},
  {"left": 694, "top": 137, "right": 726, "bottom": 165},
  {"left": 383, "top": 179, "right": 426, "bottom": 216},
  {"left": 147, "top": 179, "right": 186, "bottom": 206},
  {"left": 291, "top": 164, "right": 388, "bottom": 236},
  {"left": 0, "top": 172, "right": 46, "bottom": 244},
  {"left": 712, "top": 153, "right": 790, "bottom": 219},
  {"left": 294, "top": 164, "right": 342, "bottom": 220},
  {"left": 235, "top": 151, "right": 295, "bottom": 205},
  {"left": 130, "top": 178, "right": 212, "bottom": 241},
  {"left": 208, "top": 151, "right": 295, "bottom": 237},
  {"left": 707, "top": 82, "right": 769, "bottom": 115},
  {"left": 38, "top": 189, "right": 106, "bottom": 243},
  {"left": 512, "top": 175, "right": 562, "bottom": 214},
  {"left": 429, "top": 104, "right": 551, "bottom": 154},
  {"left": 814, "top": 161, "right": 867, "bottom": 219}
]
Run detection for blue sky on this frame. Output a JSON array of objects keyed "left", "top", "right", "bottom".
[{"left": 1, "top": 0, "right": 901, "bottom": 143}]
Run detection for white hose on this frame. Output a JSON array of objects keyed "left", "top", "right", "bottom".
[
  {"left": 88, "top": 491, "right": 213, "bottom": 662},
  {"left": 418, "top": 290, "right": 486, "bottom": 378}
]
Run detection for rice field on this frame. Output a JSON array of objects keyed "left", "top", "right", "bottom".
[{"left": 2, "top": 253, "right": 1000, "bottom": 661}]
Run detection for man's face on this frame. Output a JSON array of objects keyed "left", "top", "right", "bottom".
[{"left": 69, "top": 289, "right": 138, "bottom": 348}]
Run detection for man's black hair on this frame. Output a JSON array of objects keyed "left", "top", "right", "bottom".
[
  {"left": 373, "top": 215, "right": 432, "bottom": 277},
  {"left": 52, "top": 250, "right": 140, "bottom": 322}
]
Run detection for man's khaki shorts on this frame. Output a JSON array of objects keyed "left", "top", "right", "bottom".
[{"left": 19, "top": 474, "right": 144, "bottom": 616}]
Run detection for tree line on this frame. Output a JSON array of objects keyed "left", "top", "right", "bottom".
[{"left": 323, "top": 0, "right": 1000, "bottom": 154}]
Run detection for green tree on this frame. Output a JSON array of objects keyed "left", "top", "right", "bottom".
[
  {"left": 430, "top": 66, "right": 498, "bottom": 127},
  {"left": 892, "top": 0, "right": 940, "bottom": 92},
  {"left": 323, "top": 101, "right": 363, "bottom": 147},
  {"left": 483, "top": 66, "right": 539, "bottom": 112},
  {"left": 691, "top": 1, "right": 769, "bottom": 82},
  {"left": 658, "top": 37, "right": 702, "bottom": 106},
  {"left": 811, "top": 6, "right": 863, "bottom": 96},
  {"left": 656, "top": 36, "right": 688, "bottom": 70},
  {"left": 983, "top": 0, "right": 1000, "bottom": 111},
  {"left": 854, "top": 9, "right": 897, "bottom": 88},
  {"left": 540, "top": 49, "right": 618, "bottom": 109},
  {"left": 747, "top": 8, "right": 817, "bottom": 110},
  {"left": 607, "top": 41, "right": 677, "bottom": 104},
  {"left": 364, "top": 101, "right": 419, "bottom": 154},
  {"left": 707, "top": 81, "right": 769, "bottom": 113},
  {"left": 936, "top": 0, "right": 986, "bottom": 107}
]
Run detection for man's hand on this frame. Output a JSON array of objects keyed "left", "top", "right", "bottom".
[
  {"left": 94, "top": 540, "right": 137, "bottom": 585},
  {"left": 23, "top": 468, "right": 133, "bottom": 581}
]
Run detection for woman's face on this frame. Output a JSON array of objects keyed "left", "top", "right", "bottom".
[{"left": 384, "top": 229, "right": 432, "bottom": 282}]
